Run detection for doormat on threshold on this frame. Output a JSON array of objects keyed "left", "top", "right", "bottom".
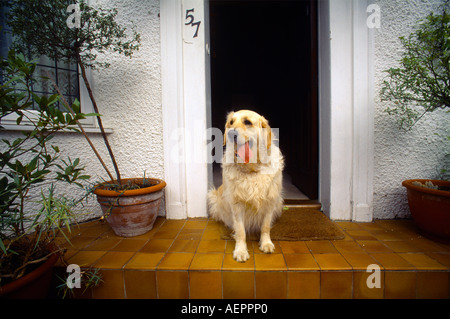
[{"left": 219, "top": 208, "right": 345, "bottom": 241}]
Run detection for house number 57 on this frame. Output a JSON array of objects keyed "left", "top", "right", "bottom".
[{"left": 185, "top": 8, "right": 201, "bottom": 38}]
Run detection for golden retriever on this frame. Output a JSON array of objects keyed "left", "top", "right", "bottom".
[{"left": 208, "top": 110, "right": 284, "bottom": 262}]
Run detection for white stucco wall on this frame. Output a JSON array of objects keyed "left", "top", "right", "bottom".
[
  {"left": 373, "top": 0, "right": 450, "bottom": 219},
  {"left": 2, "top": 0, "right": 449, "bottom": 223},
  {"left": 0, "top": 0, "right": 164, "bottom": 222}
]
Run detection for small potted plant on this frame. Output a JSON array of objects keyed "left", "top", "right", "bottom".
[
  {"left": 6, "top": 0, "right": 166, "bottom": 237},
  {"left": 0, "top": 51, "right": 99, "bottom": 298},
  {"left": 380, "top": 0, "right": 450, "bottom": 243}
]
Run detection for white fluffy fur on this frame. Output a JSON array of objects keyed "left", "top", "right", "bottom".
[{"left": 208, "top": 110, "right": 284, "bottom": 262}]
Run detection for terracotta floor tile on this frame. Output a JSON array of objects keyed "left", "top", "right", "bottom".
[
  {"left": 416, "top": 272, "right": 449, "bottom": 299},
  {"left": 222, "top": 271, "right": 255, "bottom": 299},
  {"left": 206, "top": 219, "right": 222, "bottom": 229},
  {"left": 254, "top": 253, "right": 287, "bottom": 271},
  {"left": 92, "top": 270, "right": 124, "bottom": 299},
  {"left": 157, "top": 252, "right": 195, "bottom": 270},
  {"left": 124, "top": 270, "right": 157, "bottom": 299},
  {"left": 332, "top": 240, "right": 366, "bottom": 254},
  {"left": 371, "top": 253, "right": 415, "bottom": 270},
  {"left": 358, "top": 222, "right": 386, "bottom": 232},
  {"left": 313, "top": 253, "right": 352, "bottom": 270},
  {"left": 77, "top": 222, "right": 110, "bottom": 237},
  {"left": 64, "top": 236, "right": 97, "bottom": 250},
  {"left": 67, "top": 250, "right": 106, "bottom": 268},
  {"left": 124, "top": 252, "right": 165, "bottom": 270},
  {"left": 189, "top": 271, "right": 222, "bottom": 299},
  {"left": 168, "top": 239, "right": 200, "bottom": 253},
  {"left": 255, "top": 272, "right": 287, "bottom": 299},
  {"left": 335, "top": 221, "right": 362, "bottom": 230},
  {"left": 345, "top": 230, "right": 377, "bottom": 241},
  {"left": 410, "top": 238, "right": 447, "bottom": 252},
  {"left": 398, "top": 253, "right": 448, "bottom": 270},
  {"left": 189, "top": 253, "right": 224, "bottom": 271},
  {"left": 156, "top": 271, "right": 189, "bottom": 299},
  {"left": 110, "top": 238, "right": 148, "bottom": 252},
  {"left": 383, "top": 240, "right": 425, "bottom": 253},
  {"left": 68, "top": 218, "right": 449, "bottom": 299},
  {"left": 426, "top": 252, "right": 450, "bottom": 268},
  {"left": 96, "top": 229, "right": 123, "bottom": 240},
  {"left": 279, "top": 241, "right": 310, "bottom": 254},
  {"left": 320, "top": 272, "right": 353, "bottom": 299},
  {"left": 357, "top": 240, "right": 393, "bottom": 253},
  {"left": 160, "top": 219, "right": 186, "bottom": 230},
  {"left": 284, "top": 253, "right": 320, "bottom": 271},
  {"left": 183, "top": 218, "right": 208, "bottom": 229},
  {"left": 197, "top": 240, "right": 227, "bottom": 253},
  {"left": 306, "top": 241, "right": 338, "bottom": 254},
  {"left": 140, "top": 239, "right": 174, "bottom": 253},
  {"left": 287, "top": 272, "right": 320, "bottom": 299},
  {"left": 83, "top": 237, "right": 121, "bottom": 251},
  {"left": 176, "top": 229, "right": 204, "bottom": 240},
  {"left": 202, "top": 228, "right": 223, "bottom": 240},
  {"left": 385, "top": 271, "right": 416, "bottom": 299},
  {"left": 222, "top": 254, "right": 255, "bottom": 271},
  {"left": 370, "top": 230, "right": 405, "bottom": 241},
  {"left": 341, "top": 252, "right": 381, "bottom": 270},
  {"left": 151, "top": 228, "right": 181, "bottom": 239},
  {"left": 93, "top": 251, "right": 135, "bottom": 269}
]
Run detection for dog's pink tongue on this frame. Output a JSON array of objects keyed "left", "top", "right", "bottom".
[{"left": 237, "top": 142, "right": 252, "bottom": 163}]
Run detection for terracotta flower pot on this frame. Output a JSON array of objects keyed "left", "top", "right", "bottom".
[
  {"left": 402, "top": 179, "right": 450, "bottom": 244},
  {"left": 93, "top": 178, "right": 166, "bottom": 237},
  {"left": 0, "top": 249, "right": 60, "bottom": 299}
]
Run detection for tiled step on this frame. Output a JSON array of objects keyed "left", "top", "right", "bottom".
[{"left": 53, "top": 215, "right": 450, "bottom": 299}]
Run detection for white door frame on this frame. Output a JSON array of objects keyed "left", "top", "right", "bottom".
[{"left": 160, "top": 0, "right": 374, "bottom": 221}]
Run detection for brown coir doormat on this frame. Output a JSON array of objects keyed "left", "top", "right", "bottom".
[{"left": 219, "top": 208, "right": 345, "bottom": 241}]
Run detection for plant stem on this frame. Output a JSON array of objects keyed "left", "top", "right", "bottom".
[
  {"left": 47, "top": 74, "right": 116, "bottom": 182},
  {"left": 76, "top": 53, "right": 122, "bottom": 184}
]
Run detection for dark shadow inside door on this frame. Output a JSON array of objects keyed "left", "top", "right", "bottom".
[{"left": 210, "top": 0, "right": 318, "bottom": 200}]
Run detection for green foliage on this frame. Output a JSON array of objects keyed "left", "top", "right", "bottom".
[
  {"left": 5, "top": 0, "right": 142, "bottom": 184},
  {"left": 6, "top": 0, "right": 141, "bottom": 69},
  {"left": 380, "top": 1, "right": 450, "bottom": 130},
  {"left": 0, "top": 50, "right": 94, "bottom": 285}
]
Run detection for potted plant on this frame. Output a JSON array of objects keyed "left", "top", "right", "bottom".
[
  {"left": 5, "top": 0, "right": 166, "bottom": 237},
  {"left": 380, "top": 1, "right": 450, "bottom": 244},
  {"left": 0, "top": 51, "right": 98, "bottom": 298}
]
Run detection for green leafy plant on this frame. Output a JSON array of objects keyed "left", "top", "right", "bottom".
[
  {"left": 380, "top": 0, "right": 450, "bottom": 130},
  {"left": 56, "top": 267, "right": 103, "bottom": 299},
  {"left": 0, "top": 50, "right": 93, "bottom": 287},
  {"left": 5, "top": 0, "right": 141, "bottom": 185}
]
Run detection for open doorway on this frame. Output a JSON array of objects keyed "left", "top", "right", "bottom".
[{"left": 209, "top": 0, "right": 319, "bottom": 200}]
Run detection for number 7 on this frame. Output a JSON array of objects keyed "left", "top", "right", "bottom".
[{"left": 191, "top": 21, "right": 201, "bottom": 38}]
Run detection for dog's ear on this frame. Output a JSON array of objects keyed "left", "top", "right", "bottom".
[
  {"left": 260, "top": 116, "right": 272, "bottom": 149},
  {"left": 224, "top": 111, "right": 235, "bottom": 146}
]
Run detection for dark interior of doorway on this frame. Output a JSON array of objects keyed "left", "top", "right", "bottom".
[{"left": 209, "top": 0, "right": 318, "bottom": 200}]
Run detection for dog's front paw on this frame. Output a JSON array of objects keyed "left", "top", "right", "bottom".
[
  {"left": 259, "top": 240, "right": 275, "bottom": 254},
  {"left": 233, "top": 248, "right": 250, "bottom": 262}
]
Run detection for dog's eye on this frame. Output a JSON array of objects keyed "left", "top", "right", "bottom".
[
  {"left": 229, "top": 119, "right": 234, "bottom": 125},
  {"left": 244, "top": 119, "right": 252, "bottom": 126}
]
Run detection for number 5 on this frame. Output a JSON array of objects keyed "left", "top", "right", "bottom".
[{"left": 185, "top": 9, "right": 195, "bottom": 25}]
